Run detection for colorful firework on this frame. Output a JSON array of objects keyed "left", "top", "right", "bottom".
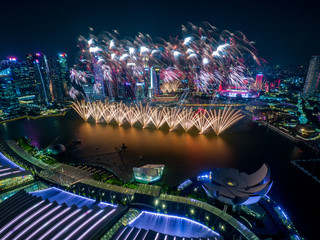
[
  {"left": 70, "top": 23, "right": 263, "bottom": 99},
  {"left": 71, "top": 100, "right": 244, "bottom": 135},
  {"left": 211, "top": 107, "right": 244, "bottom": 135}
]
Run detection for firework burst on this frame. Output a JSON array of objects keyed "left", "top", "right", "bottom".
[
  {"left": 114, "top": 102, "right": 127, "bottom": 126},
  {"left": 163, "top": 107, "right": 181, "bottom": 131},
  {"left": 136, "top": 102, "right": 153, "bottom": 128},
  {"left": 211, "top": 107, "right": 244, "bottom": 135},
  {"left": 71, "top": 100, "right": 92, "bottom": 121},
  {"left": 178, "top": 108, "right": 195, "bottom": 132},
  {"left": 151, "top": 108, "right": 167, "bottom": 129},
  {"left": 70, "top": 23, "right": 263, "bottom": 99},
  {"left": 126, "top": 105, "right": 140, "bottom": 126},
  {"left": 192, "top": 109, "right": 216, "bottom": 134},
  {"left": 72, "top": 100, "right": 244, "bottom": 135}
]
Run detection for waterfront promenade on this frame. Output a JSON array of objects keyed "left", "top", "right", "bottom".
[
  {"left": 259, "top": 121, "right": 299, "bottom": 142},
  {"left": 0, "top": 111, "right": 66, "bottom": 124},
  {"left": 0, "top": 137, "right": 303, "bottom": 240}
]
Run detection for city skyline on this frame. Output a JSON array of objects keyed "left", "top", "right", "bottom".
[
  {"left": 1, "top": 0, "right": 319, "bottom": 65},
  {"left": 0, "top": 1, "right": 319, "bottom": 239}
]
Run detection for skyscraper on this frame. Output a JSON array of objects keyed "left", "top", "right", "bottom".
[
  {"left": 26, "top": 54, "right": 46, "bottom": 105},
  {"left": 302, "top": 56, "right": 320, "bottom": 97},
  {"left": 48, "top": 57, "right": 64, "bottom": 103},
  {"left": 0, "top": 68, "right": 19, "bottom": 118},
  {"left": 1, "top": 57, "right": 42, "bottom": 107},
  {"left": 10, "top": 59, "right": 34, "bottom": 98},
  {"left": 34, "top": 53, "right": 52, "bottom": 105},
  {"left": 57, "top": 53, "right": 70, "bottom": 97},
  {"left": 0, "top": 53, "right": 70, "bottom": 111}
]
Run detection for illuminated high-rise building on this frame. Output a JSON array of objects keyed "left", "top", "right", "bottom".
[
  {"left": 57, "top": 53, "right": 70, "bottom": 97},
  {"left": 302, "top": 56, "right": 320, "bottom": 97},
  {"left": 26, "top": 53, "right": 48, "bottom": 105},
  {"left": 10, "top": 59, "right": 34, "bottom": 97},
  {"left": 48, "top": 57, "right": 64, "bottom": 103},
  {"left": 0, "top": 68, "right": 20, "bottom": 118},
  {"left": 255, "top": 73, "right": 263, "bottom": 87},
  {"left": 1, "top": 57, "right": 40, "bottom": 107},
  {"left": 32, "top": 53, "right": 69, "bottom": 104},
  {"left": 34, "top": 53, "right": 52, "bottom": 105},
  {"left": 0, "top": 53, "right": 70, "bottom": 109},
  {"left": 151, "top": 66, "right": 161, "bottom": 94}
]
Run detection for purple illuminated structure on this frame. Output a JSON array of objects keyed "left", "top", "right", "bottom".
[
  {"left": 128, "top": 211, "right": 221, "bottom": 238},
  {"left": 0, "top": 189, "right": 123, "bottom": 240},
  {"left": 219, "top": 89, "right": 259, "bottom": 98},
  {"left": 31, "top": 187, "right": 116, "bottom": 208}
]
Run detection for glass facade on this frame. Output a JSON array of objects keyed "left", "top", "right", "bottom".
[
  {"left": 133, "top": 164, "right": 165, "bottom": 183},
  {"left": 0, "top": 174, "right": 34, "bottom": 192},
  {"left": 0, "top": 181, "right": 48, "bottom": 203},
  {"left": 302, "top": 56, "right": 320, "bottom": 97},
  {"left": 58, "top": 53, "right": 69, "bottom": 97},
  {"left": 0, "top": 68, "right": 19, "bottom": 118}
]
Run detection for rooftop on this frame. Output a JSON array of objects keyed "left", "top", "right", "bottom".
[{"left": 31, "top": 187, "right": 117, "bottom": 209}]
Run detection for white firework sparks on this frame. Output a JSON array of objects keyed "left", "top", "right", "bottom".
[{"left": 71, "top": 100, "right": 244, "bottom": 135}]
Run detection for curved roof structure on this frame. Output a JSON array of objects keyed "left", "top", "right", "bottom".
[
  {"left": 128, "top": 211, "right": 221, "bottom": 239},
  {"left": 0, "top": 189, "right": 124, "bottom": 240},
  {"left": 0, "top": 151, "right": 32, "bottom": 183},
  {"left": 31, "top": 187, "right": 116, "bottom": 209},
  {"left": 0, "top": 188, "right": 223, "bottom": 240},
  {"left": 202, "top": 164, "right": 273, "bottom": 205},
  {"left": 0, "top": 151, "right": 24, "bottom": 170},
  {"left": 110, "top": 224, "right": 222, "bottom": 240}
]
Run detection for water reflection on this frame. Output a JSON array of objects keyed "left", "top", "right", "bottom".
[
  {"left": 0, "top": 111, "right": 292, "bottom": 184},
  {"left": 74, "top": 121, "right": 234, "bottom": 184},
  {"left": 0, "top": 111, "right": 316, "bottom": 238}
]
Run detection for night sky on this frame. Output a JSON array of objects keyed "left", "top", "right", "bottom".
[{"left": 1, "top": 0, "right": 319, "bottom": 65}]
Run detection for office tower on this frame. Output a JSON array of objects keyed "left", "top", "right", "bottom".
[
  {"left": 10, "top": 60, "right": 34, "bottom": 97},
  {"left": 26, "top": 54, "right": 47, "bottom": 106},
  {"left": 34, "top": 53, "right": 52, "bottom": 105},
  {"left": 0, "top": 68, "right": 19, "bottom": 118},
  {"left": 302, "top": 56, "right": 320, "bottom": 97},
  {"left": 0, "top": 52, "right": 70, "bottom": 111},
  {"left": 57, "top": 53, "right": 70, "bottom": 97},
  {"left": 47, "top": 57, "right": 64, "bottom": 103}
]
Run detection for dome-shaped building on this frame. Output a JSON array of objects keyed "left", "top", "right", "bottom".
[
  {"left": 245, "top": 101, "right": 270, "bottom": 112},
  {"left": 201, "top": 164, "right": 272, "bottom": 205},
  {"left": 275, "top": 103, "right": 298, "bottom": 112},
  {"left": 49, "top": 144, "right": 66, "bottom": 155}
]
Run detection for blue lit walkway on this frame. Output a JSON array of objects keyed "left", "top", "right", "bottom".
[
  {"left": 0, "top": 151, "right": 24, "bottom": 170},
  {"left": 129, "top": 211, "right": 220, "bottom": 238}
]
